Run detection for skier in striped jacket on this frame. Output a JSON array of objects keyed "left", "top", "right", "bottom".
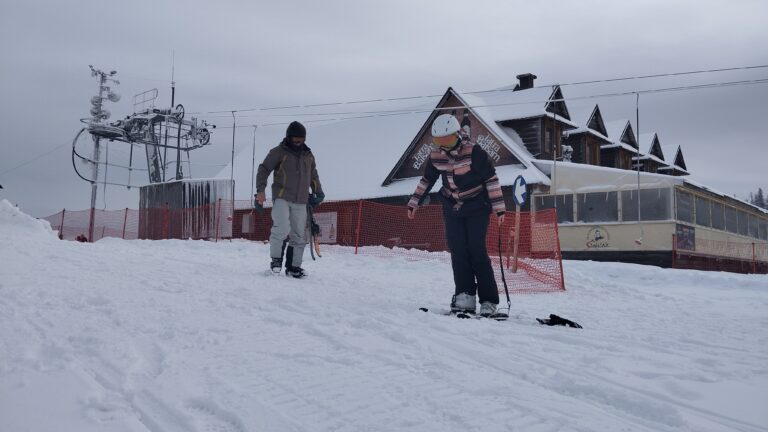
[{"left": 407, "top": 114, "right": 506, "bottom": 317}]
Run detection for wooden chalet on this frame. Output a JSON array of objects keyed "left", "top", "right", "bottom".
[
  {"left": 658, "top": 146, "right": 689, "bottom": 176},
  {"left": 562, "top": 104, "right": 610, "bottom": 166},
  {"left": 601, "top": 120, "right": 639, "bottom": 170},
  {"left": 633, "top": 133, "right": 669, "bottom": 173}
]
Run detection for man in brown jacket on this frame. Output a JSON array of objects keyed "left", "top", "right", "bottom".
[{"left": 256, "top": 121, "right": 324, "bottom": 278}]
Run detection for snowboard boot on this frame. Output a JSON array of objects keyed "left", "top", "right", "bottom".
[
  {"left": 479, "top": 302, "right": 497, "bottom": 317},
  {"left": 285, "top": 266, "right": 307, "bottom": 279},
  {"left": 450, "top": 293, "right": 476, "bottom": 314},
  {"left": 270, "top": 257, "right": 282, "bottom": 274}
]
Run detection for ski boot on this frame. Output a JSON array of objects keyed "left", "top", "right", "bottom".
[
  {"left": 450, "top": 293, "right": 476, "bottom": 314},
  {"left": 270, "top": 257, "right": 282, "bottom": 274},
  {"left": 479, "top": 302, "right": 497, "bottom": 317},
  {"left": 285, "top": 266, "right": 307, "bottom": 279}
]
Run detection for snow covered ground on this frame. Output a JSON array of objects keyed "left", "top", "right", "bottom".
[{"left": 1, "top": 198, "right": 767, "bottom": 432}]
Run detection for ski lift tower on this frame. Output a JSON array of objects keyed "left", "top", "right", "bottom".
[{"left": 72, "top": 65, "right": 221, "bottom": 241}]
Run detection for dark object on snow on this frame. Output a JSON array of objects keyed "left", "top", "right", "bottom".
[
  {"left": 308, "top": 191, "right": 324, "bottom": 208},
  {"left": 536, "top": 314, "right": 582, "bottom": 329}
]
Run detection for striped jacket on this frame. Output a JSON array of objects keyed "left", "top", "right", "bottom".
[{"left": 408, "top": 140, "right": 505, "bottom": 215}]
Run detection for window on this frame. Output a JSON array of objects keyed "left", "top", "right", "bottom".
[
  {"left": 738, "top": 211, "right": 748, "bottom": 236},
  {"left": 711, "top": 202, "right": 725, "bottom": 230},
  {"left": 577, "top": 192, "right": 618, "bottom": 222},
  {"left": 695, "top": 196, "right": 711, "bottom": 227},
  {"left": 536, "top": 194, "right": 574, "bottom": 223},
  {"left": 675, "top": 190, "right": 694, "bottom": 223},
  {"left": 749, "top": 215, "right": 760, "bottom": 239},
  {"left": 725, "top": 206, "right": 738, "bottom": 233},
  {"left": 544, "top": 128, "right": 554, "bottom": 154},
  {"left": 760, "top": 221, "right": 768, "bottom": 240},
  {"left": 622, "top": 188, "right": 671, "bottom": 221}
]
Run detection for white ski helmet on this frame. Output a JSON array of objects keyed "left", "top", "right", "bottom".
[{"left": 431, "top": 114, "right": 461, "bottom": 138}]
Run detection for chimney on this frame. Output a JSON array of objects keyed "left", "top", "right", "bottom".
[{"left": 515, "top": 73, "right": 537, "bottom": 91}]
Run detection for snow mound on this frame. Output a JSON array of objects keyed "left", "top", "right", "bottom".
[{"left": 0, "top": 199, "right": 58, "bottom": 240}]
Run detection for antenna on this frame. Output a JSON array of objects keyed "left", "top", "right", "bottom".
[{"left": 634, "top": 92, "right": 644, "bottom": 246}]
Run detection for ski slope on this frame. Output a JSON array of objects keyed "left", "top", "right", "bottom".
[{"left": 1, "top": 199, "right": 767, "bottom": 432}]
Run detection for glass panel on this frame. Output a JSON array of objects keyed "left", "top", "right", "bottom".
[
  {"left": 555, "top": 194, "right": 574, "bottom": 223},
  {"left": 577, "top": 192, "right": 618, "bottom": 222},
  {"left": 760, "top": 221, "right": 768, "bottom": 240},
  {"left": 738, "top": 211, "right": 748, "bottom": 236},
  {"left": 622, "top": 188, "right": 671, "bottom": 221},
  {"left": 695, "top": 196, "right": 711, "bottom": 227},
  {"left": 536, "top": 194, "right": 573, "bottom": 223},
  {"left": 675, "top": 190, "right": 694, "bottom": 223},
  {"left": 711, "top": 201, "right": 725, "bottom": 230},
  {"left": 725, "top": 206, "right": 738, "bottom": 233},
  {"left": 749, "top": 215, "right": 759, "bottom": 239}
]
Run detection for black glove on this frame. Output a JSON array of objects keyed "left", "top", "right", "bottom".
[
  {"left": 536, "top": 314, "right": 582, "bottom": 329},
  {"left": 253, "top": 198, "right": 264, "bottom": 214},
  {"left": 308, "top": 191, "right": 325, "bottom": 208}
]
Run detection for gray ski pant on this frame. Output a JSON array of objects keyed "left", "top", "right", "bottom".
[{"left": 270, "top": 198, "right": 307, "bottom": 267}]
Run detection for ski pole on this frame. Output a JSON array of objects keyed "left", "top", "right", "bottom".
[{"left": 497, "top": 227, "right": 511, "bottom": 311}]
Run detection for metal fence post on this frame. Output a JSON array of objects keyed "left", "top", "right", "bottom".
[
  {"left": 122, "top": 208, "right": 128, "bottom": 239},
  {"left": 215, "top": 198, "right": 222, "bottom": 242},
  {"left": 354, "top": 200, "right": 363, "bottom": 254},
  {"left": 59, "top": 209, "right": 66, "bottom": 240}
]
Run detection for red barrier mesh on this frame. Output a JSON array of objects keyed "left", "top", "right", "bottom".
[
  {"left": 43, "top": 200, "right": 567, "bottom": 292},
  {"left": 673, "top": 236, "right": 768, "bottom": 274},
  {"left": 349, "top": 202, "right": 565, "bottom": 294}
]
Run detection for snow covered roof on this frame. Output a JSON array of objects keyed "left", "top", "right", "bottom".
[
  {"left": 532, "top": 160, "right": 683, "bottom": 194},
  {"left": 602, "top": 119, "right": 639, "bottom": 151},
  {"left": 658, "top": 146, "right": 689, "bottom": 175},
  {"left": 565, "top": 105, "right": 610, "bottom": 142},
  {"left": 459, "top": 86, "right": 578, "bottom": 128},
  {"left": 633, "top": 133, "right": 667, "bottom": 166}
]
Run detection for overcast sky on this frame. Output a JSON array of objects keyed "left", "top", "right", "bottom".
[{"left": 1, "top": 0, "right": 767, "bottom": 217}]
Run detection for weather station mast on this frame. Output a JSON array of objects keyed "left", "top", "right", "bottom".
[{"left": 84, "top": 66, "right": 121, "bottom": 242}]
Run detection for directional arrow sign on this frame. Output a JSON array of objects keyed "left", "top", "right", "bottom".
[{"left": 512, "top": 175, "right": 528, "bottom": 206}]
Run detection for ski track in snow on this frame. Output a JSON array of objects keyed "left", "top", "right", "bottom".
[{"left": 1, "top": 203, "right": 767, "bottom": 432}]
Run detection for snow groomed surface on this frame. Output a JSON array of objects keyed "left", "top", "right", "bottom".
[{"left": 1, "top": 199, "right": 766, "bottom": 432}]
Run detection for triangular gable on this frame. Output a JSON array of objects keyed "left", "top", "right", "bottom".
[
  {"left": 621, "top": 122, "right": 639, "bottom": 149},
  {"left": 382, "top": 88, "right": 522, "bottom": 185},
  {"left": 586, "top": 105, "right": 608, "bottom": 137},
  {"left": 659, "top": 145, "right": 689, "bottom": 175},
  {"left": 673, "top": 146, "right": 687, "bottom": 171},
  {"left": 545, "top": 86, "right": 570, "bottom": 120},
  {"left": 648, "top": 134, "right": 665, "bottom": 161}
]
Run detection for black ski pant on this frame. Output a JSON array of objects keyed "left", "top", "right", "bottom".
[{"left": 443, "top": 207, "right": 499, "bottom": 304}]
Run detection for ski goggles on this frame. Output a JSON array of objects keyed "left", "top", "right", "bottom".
[{"left": 432, "top": 134, "right": 458, "bottom": 148}]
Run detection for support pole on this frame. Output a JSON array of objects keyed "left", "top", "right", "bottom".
[
  {"left": 122, "top": 207, "right": 128, "bottom": 239},
  {"left": 512, "top": 204, "right": 521, "bottom": 273},
  {"left": 59, "top": 209, "right": 66, "bottom": 240},
  {"left": 354, "top": 200, "right": 363, "bottom": 254}
]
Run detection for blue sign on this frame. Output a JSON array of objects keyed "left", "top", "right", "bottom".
[{"left": 512, "top": 175, "right": 528, "bottom": 206}]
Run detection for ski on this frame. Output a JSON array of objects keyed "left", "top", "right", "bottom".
[
  {"left": 418, "top": 307, "right": 509, "bottom": 321},
  {"left": 419, "top": 308, "right": 581, "bottom": 328}
]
